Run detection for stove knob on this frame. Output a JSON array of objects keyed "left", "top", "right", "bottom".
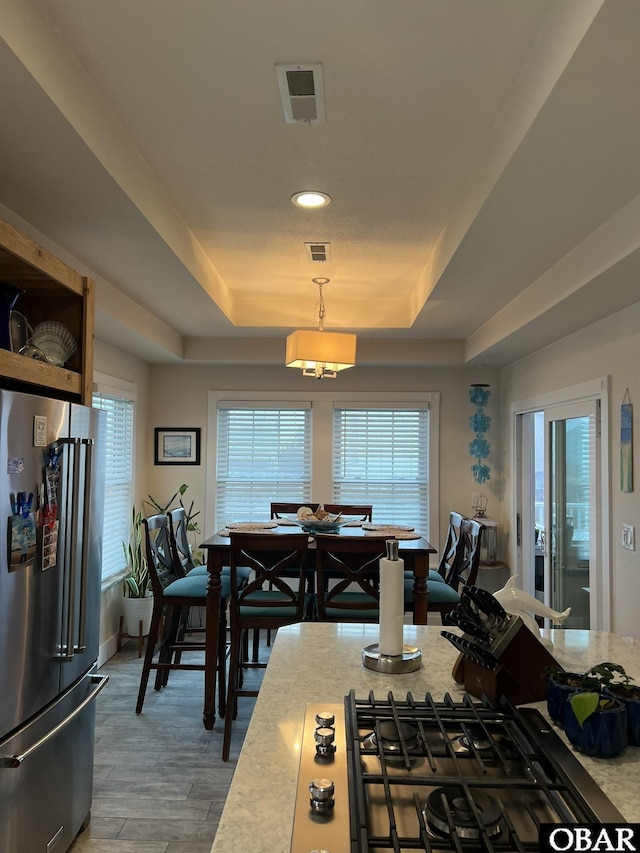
[
  {"left": 315, "top": 711, "right": 335, "bottom": 728},
  {"left": 309, "top": 778, "right": 335, "bottom": 813},
  {"left": 314, "top": 726, "right": 336, "bottom": 757}
]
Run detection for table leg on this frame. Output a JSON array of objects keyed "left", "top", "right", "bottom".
[
  {"left": 412, "top": 552, "right": 429, "bottom": 625},
  {"left": 203, "top": 552, "right": 222, "bottom": 730}
]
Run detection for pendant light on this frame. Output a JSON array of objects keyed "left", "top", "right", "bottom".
[{"left": 285, "top": 278, "right": 357, "bottom": 378}]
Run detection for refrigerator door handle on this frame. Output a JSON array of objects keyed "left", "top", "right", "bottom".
[
  {"left": 75, "top": 438, "right": 94, "bottom": 653},
  {"left": 54, "top": 438, "right": 81, "bottom": 660},
  {"left": 1, "top": 673, "right": 109, "bottom": 768}
]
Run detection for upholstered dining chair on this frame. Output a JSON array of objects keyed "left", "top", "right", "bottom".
[
  {"left": 136, "top": 513, "right": 229, "bottom": 718},
  {"left": 223, "top": 532, "right": 312, "bottom": 761},
  {"left": 168, "top": 507, "right": 254, "bottom": 660},
  {"left": 264, "top": 502, "right": 318, "bottom": 652},
  {"left": 405, "top": 515, "right": 483, "bottom": 620},
  {"left": 323, "top": 503, "right": 373, "bottom": 522},
  {"left": 403, "top": 510, "right": 463, "bottom": 596},
  {"left": 314, "top": 534, "right": 388, "bottom": 622}
]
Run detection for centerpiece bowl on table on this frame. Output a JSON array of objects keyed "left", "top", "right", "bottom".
[{"left": 285, "top": 516, "right": 359, "bottom": 534}]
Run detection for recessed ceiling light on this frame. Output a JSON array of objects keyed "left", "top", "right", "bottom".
[{"left": 291, "top": 191, "right": 331, "bottom": 209}]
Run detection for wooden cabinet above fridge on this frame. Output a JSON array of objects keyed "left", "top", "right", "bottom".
[{"left": 0, "top": 220, "right": 94, "bottom": 405}]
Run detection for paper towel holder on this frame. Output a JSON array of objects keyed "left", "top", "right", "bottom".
[
  {"left": 362, "top": 643, "right": 422, "bottom": 673},
  {"left": 362, "top": 539, "right": 422, "bottom": 673}
]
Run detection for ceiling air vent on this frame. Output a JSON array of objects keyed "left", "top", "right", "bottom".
[
  {"left": 305, "top": 242, "right": 331, "bottom": 263},
  {"left": 276, "top": 63, "right": 326, "bottom": 124}
]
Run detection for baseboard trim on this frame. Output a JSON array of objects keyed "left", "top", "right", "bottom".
[{"left": 98, "top": 631, "right": 120, "bottom": 668}]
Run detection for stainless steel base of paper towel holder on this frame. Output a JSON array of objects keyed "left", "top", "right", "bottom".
[{"left": 362, "top": 644, "right": 422, "bottom": 673}]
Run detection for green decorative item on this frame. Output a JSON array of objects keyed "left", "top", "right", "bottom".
[
  {"left": 122, "top": 506, "right": 150, "bottom": 598},
  {"left": 569, "top": 691, "right": 600, "bottom": 727},
  {"left": 469, "top": 383, "right": 491, "bottom": 484}
]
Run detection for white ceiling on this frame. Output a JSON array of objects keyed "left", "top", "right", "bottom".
[{"left": 1, "top": 0, "right": 639, "bottom": 368}]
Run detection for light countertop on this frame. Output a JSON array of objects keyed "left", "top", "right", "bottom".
[{"left": 211, "top": 623, "right": 640, "bottom": 853}]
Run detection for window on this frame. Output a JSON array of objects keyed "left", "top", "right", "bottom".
[
  {"left": 216, "top": 403, "right": 311, "bottom": 526},
  {"left": 93, "top": 374, "right": 136, "bottom": 584},
  {"left": 209, "top": 392, "right": 438, "bottom": 538},
  {"left": 333, "top": 404, "right": 429, "bottom": 531}
]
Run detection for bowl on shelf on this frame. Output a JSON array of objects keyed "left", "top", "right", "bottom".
[{"left": 31, "top": 321, "right": 77, "bottom": 367}]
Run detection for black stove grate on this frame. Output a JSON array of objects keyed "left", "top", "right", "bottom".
[{"left": 344, "top": 690, "right": 625, "bottom": 852}]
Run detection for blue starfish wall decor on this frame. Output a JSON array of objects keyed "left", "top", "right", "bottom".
[{"left": 469, "top": 383, "right": 491, "bottom": 484}]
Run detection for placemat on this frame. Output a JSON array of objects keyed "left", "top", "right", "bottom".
[
  {"left": 362, "top": 523, "right": 415, "bottom": 532},
  {"left": 226, "top": 521, "right": 278, "bottom": 530},
  {"left": 364, "top": 530, "right": 422, "bottom": 539},
  {"left": 218, "top": 526, "right": 280, "bottom": 537}
]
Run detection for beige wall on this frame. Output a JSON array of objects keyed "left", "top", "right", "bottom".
[
  {"left": 146, "top": 363, "right": 502, "bottom": 553},
  {"left": 500, "top": 300, "right": 640, "bottom": 638}
]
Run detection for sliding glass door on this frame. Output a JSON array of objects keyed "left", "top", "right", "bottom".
[
  {"left": 546, "top": 402, "right": 598, "bottom": 629},
  {"left": 514, "top": 380, "right": 608, "bottom": 630}
]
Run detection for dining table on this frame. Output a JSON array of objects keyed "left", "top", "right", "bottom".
[{"left": 198, "top": 521, "right": 436, "bottom": 729}]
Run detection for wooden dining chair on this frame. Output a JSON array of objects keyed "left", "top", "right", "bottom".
[
  {"left": 270, "top": 501, "right": 320, "bottom": 518},
  {"left": 264, "top": 502, "right": 318, "bottom": 651},
  {"left": 167, "top": 507, "right": 207, "bottom": 576},
  {"left": 405, "top": 515, "right": 483, "bottom": 620},
  {"left": 445, "top": 517, "right": 484, "bottom": 592},
  {"left": 136, "top": 513, "right": 229, "bottom": 718},
  {"left": 223, "top": 532, "right": 312, "bottom": 761},
  {"left": 315, "top": 534, "right": 388, "bottom": 621},
  {"left": 433, "top": 510, "right": 465, "bottom": 582},
  {"left": 168, "top": 508, "right": 255, "bottom": 662},
  {"left": 403, "top": 510, "right": 463, "bottom": 595},
  {"left": 323, "top": 503, "right": 373, "bottom": 522}
]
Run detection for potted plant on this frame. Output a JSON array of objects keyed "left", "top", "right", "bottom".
[
  {"left": 545, "top": 666, "right": 600, "bottom": 726},
  {"left": 563, "top": 691, "right": 627, "bottom": 758},
  {"left": 591, "top": 662, "right": 640, "bottom": 746},
  {"left": 545, "top": 661, "right": 635, "bottom": 756},
  {"left": 145, "top": 483, "right": 203, "bottom": 566},
  {"left": 121, "top": 506, "right": 154, "bottom": 637}
]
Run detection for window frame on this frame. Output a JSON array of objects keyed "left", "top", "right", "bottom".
[
  {"left": 93, "top": 371, "right": 137, "bottom": 589},
  {"left": 207, "top": 390, "right": 439, "bottom": 542}
]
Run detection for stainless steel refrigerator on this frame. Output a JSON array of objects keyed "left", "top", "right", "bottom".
[{"left": 0, "top": 388, "right": 108, "bottom": 852}]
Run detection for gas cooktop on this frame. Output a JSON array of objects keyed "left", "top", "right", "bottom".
[{"left": 291, "top": 691, "right": 626, "bottom": 852}]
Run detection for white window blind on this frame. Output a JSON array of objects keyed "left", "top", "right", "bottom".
[
  {"left": 332, "top": 405, "right": 429, "bottom": 534},
  {"left": 216, "top": 404, "right": 311, "bottom": 527},
  {"left": 92, "top": 385, "right": 135, "bottom": 583}
]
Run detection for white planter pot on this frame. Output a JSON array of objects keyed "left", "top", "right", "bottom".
[{"left": 122, "top": 595, "right": 154, "bottom": 637}]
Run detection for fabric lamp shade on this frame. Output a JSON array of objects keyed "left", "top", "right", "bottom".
[{"left": 285, "top": 329, "right": 356, "bottom": 372}]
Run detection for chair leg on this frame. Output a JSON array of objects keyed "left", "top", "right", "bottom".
[
  {"left": 155, "top": 605, "right": 181, "bottom": 691},
  {"left": 222, "top": 625, "right": 242, "bottom": 762},
  {"left": 136, "top": 604, "right": 163, "bottom": 714},
  {"left": 218, "top": 604, "right": 228, "bottom": 719},
  {"left": 252, "top": 628, "right": 261, "bottom": 662}
]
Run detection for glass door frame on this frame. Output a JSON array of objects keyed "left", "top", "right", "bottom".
[
  {"left": 511, "top": 377, "right": 611, "bottom": 631},
  {"left": 546, "top": 400, "right": 599, "bottom": 629}
]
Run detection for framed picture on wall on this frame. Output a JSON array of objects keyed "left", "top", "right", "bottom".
[{"left": 154, "top": 427, "right": 201, "bottom": 465}]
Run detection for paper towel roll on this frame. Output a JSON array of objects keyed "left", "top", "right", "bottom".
[{"left": 379, "top": 539, "right": 404, "bottom": 656}]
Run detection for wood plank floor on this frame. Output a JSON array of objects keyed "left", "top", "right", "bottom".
[{"left": 70, "top": 638, "right": 268, "bottom": 853}]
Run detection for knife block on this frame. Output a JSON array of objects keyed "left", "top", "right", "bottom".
[{"left": 452, "top": 617, "right": 561, "bottom": 705}]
